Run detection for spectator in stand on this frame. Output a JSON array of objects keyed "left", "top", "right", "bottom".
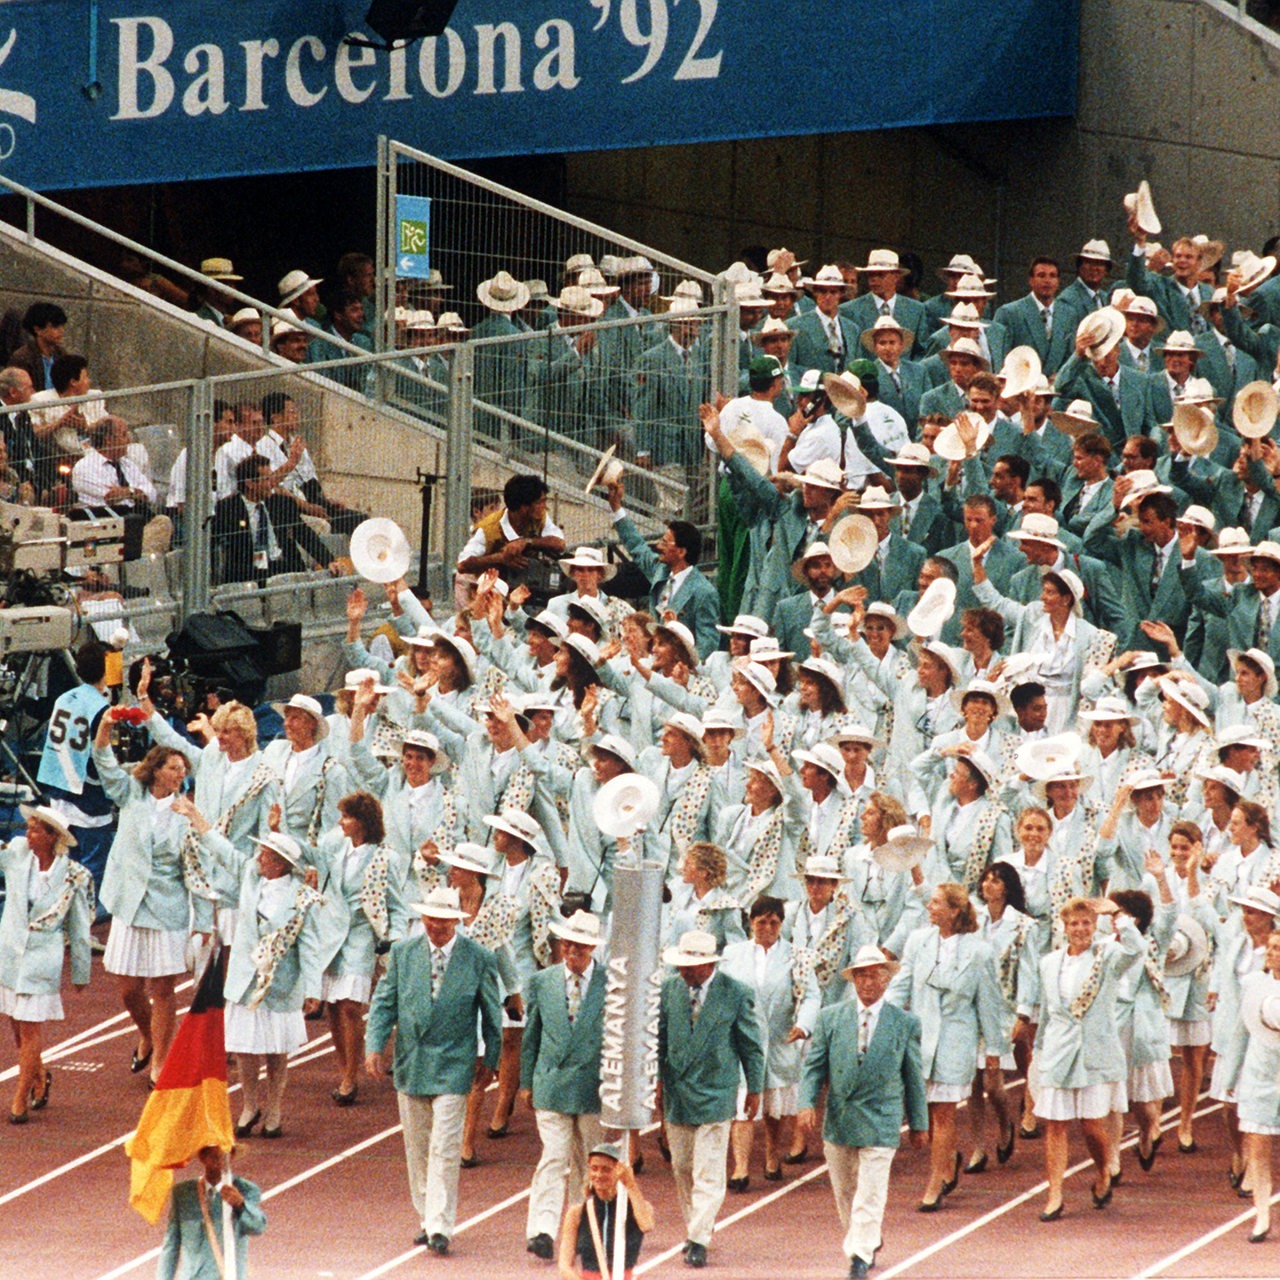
[
  {"left": 258, "top": 392, "right": 363, "bottom": 535},
  {"left": 308, "top": 290, "right": 373, "bottom": 392},
  {"left": 0, "top": 366, "right": 40, "bottom": 495},
  {"left": 8, "top": 302, "right": 67, "bottom": 392},
  {"left": 27, "top": 354, "right": 110, "bottom": 499},
  {"left": 191, "top": 258, "right": 244, "bottom": 326},
  {"left": 278, "top": 269, "right": 324, "bottom": 323},
  {"left": 71, "top": 416, "right": 157, "bottom": 519},
  {"left": 336, "top": 252, "right": 377, "bottom": 338}
]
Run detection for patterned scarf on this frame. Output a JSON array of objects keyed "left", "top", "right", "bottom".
[
  {"left": 1143, "top": 930, "right": 1172, "bottom": 1014},
  {"left": 743, "top": 807, "right": 785, "bottom": 902},
  {"left": 182, "top": 760, "right": 278, "bottom": 903},
  {"left": 1077, "top": 629, "right": 1118, "bottom": 713},
  {"left": 995, "top": 912, "right": 1029, "bottom": 1006},
  {"left": 828, "top": 793, "right": 867, "bottom": 858},
  {"left": 666, "top": 762, "right": 713, "bottom": 855},
  {"left": 808, "top": 891, "right": 853, "bottom": 989},
  {"left": 26, "top": 858, "right": 95, "bottom": 932},
  {"left": 245, "top": 877, "right": 326, "bottom": 1009},
  {"left": 528, "top": 860, "right": 562, "bottom": 969},
  {"left": 693, "top": 886, "right": 741, "bottom": 934},
  {"left": 1046, "top": 805, "right": 1103, "bottom": 947},
  {"left": 791, "top": 944, "right": 818, "bottom": 1008},
  {"left": 357, "top": 844, "right": 396, "bottom": 941},
  {"left": 1066, "top": 941, "right": 1110, "bottom": 1020},
  {"left": 409, "top": 788, "right": 458, "bottom": 896},
  {"left": 306, "top": 755, "right": 339, "bottom": 845},
  {"left": 960, "top": 798, "right": 1005, "bottom": 896},
  {"left": 465, "top": 892, "right": 521, "bottom": 952},
  {"left": 498, "top": 760, "right": 536, "bottom": 815}
]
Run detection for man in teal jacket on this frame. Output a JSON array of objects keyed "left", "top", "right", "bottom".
[
  {"left": 658, "top": 930, "right": 765, "bottom": 1269},
  {"left": 366, "top": 886, "right": 502, "bottom": 1256},
  {"left": 518, "top": 910, "right": 608, "bottom": 1260},
  {"left": 798, "top": 946, "right": 928, "bottom": 1280}
]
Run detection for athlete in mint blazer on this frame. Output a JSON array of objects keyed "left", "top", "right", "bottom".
[
  {"left": 519, "top": 961, "right": 607, "bottom": 1116},
  {"left": 366, "top": 931, "right": 502, "bottom": 1096}
]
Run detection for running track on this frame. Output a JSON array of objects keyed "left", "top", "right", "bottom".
[{"left": 1, "top": 949, "right": 1275, "bottom": 1279}]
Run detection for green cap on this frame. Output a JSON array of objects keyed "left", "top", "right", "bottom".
[{"left": 748, "top": 355, "right": 784, "bottom": 389}]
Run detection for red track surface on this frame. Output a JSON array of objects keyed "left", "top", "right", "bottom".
[{"left": 2, "top": 946, "right": 1276, "bottom": 1279}]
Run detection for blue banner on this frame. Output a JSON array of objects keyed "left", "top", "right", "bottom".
[{"left": 0, "top": 1, "right": 1078, "bottom": 191}]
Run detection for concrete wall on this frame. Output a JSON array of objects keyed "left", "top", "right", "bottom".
[{"left": 561, "top": 0, "right": 1280, "bottom": 298}]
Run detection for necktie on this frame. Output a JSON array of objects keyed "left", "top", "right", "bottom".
[
  {"left": 858, "top": 1008, "right": 870, "bottom": 1055},
  {"left": 1150, "top": 547, "right": 1163, "bottom": 595},
  {"left": 111, "top": 458, "right": 130, "bottom": 490},
  {"left": 253, "top": 505, "right": 269, "bottom": 556},
  {"left": 431, "top": 947, "right": 446, "bottom": 999},
  {"left": 879, "top": 300, "right": 890, "bottom": 317},
  {"left": 1137, "top": 349, "right": 1149, "bottom": 373},
  {"left": 1042, "top": 305, "right": 1052, "bottom": 338},
  {"left": 1258, "top": 598, "right": 1272, "bottom": 648},
  {"left": 889, "top": 368, "right": 902, "bottom": 393},
  {"left": 566, "top": 972, "right": 582, "bottom": 1024},
  {"left": 689, "top": 985, "right": 703, "bottom": 1023},
  {"left": 1225, "top": 343, "right": 1236, "bottom": 370},
  {"left": 827, "top": 318, "right": 843, "bottom": 359},
  {"left": 900, "top": 503, "right": 912, "bottom": 538}
]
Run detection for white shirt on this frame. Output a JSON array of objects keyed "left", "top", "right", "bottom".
[
  {"left": 257, "top": 428, "right": 317, "bottom": 495},
  {"left": 28, "top": 388, "right": 108, "bottom": 431},
  {"left": 717, "top": 395, "right": 789, "bottom": 472},
  {"left": 856, "top": 996, "right": 884, "bottom": 1052},
  {"left": 71, "top": 447, "right": 157, "bottom": 506},
  {"left": 282, "top": 741, "right": 321, "bottom": 791},
  {"left": 214, "top": 434, "right": 255, "bottom": 500},
  {"left": 457, "top": 509, "right": 566, "bottom": 567},
  {"left": 257, "top": 873, "right": 294, "bottom": 920}
]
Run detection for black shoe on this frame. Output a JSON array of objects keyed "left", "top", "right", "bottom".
[
  {"left": 233, "top": 1110, "right": 262, "bottom": 1139},
  {"left": 850, "top": 1257, "right": 871, "bottom": 1280},
  {"left": 997, "top": 1122, "right": 1016, "bottom": 1165},
  {"left": 30, "top": 1070, "right": 52, "bottom": 1112},
  {"left": 130, "top": 1046, "right": 152, "bottom": 1075},
  {"left": 427, "top": 1235, "right": 449, "bottom": 1256},
  {"left": 1019, "top": 1121, "right": 1042, "bottom": 1140},
  {"left": 8, "top": 1111, "right": 29, "bottom": 1125},
  {"left": 1039, "top": 1203, "right": 1064, "bottom": 1223},
  {"left": 413, "top": 1232, "right": 430, "bottom": 1247},
  {"left": 331, "top": 1086, "right": 358, "bottom": 1107},
  {"left": 1178, "top": 1137, "right": 1198, "bottom": 1154},
  {"left": 964, "top": 1152, "right": 988, "bottom": 1175},
  {"left": 764, "top": 1166, "right": 783, "bottom": 1182},
  {"left": 941, "top": 1151, "right": 962, "bottom": 1197},
  {"left": 527, "top": 1234, "right": 554, "bottom": 1260},
  {"left": 486, "top": 1123, "right": 509, "bottom": 1139},
  {"left": 782, "top": 1150, "right": 808, "bottom": 1164},
  {"left": 460, "top": 1154, "right": 480, "bottom": 1169},
  {"left": 658, "top": 1132, "right": 672, "bottom": 1163},
  {"left": 917, "top": 1196, "right": 942, "bottom": 1213},
  {"left": 261, "top": 1125, "right": 283, "bottom": 1139},
  {"left": 1249, "top": 1228, "right": 1270, "bottom": 1244},
  {"left": 727, "top": 1176, "right": 749, "bottom": 1193},
  {"left": 1091, "top": 1180, "right": 1113, "bottom": 1210},
  {"left": 684, "top": 1242, "right": 707, "bottom": 1268},
  {"left": 1137, "top": 1134, "right": 1162, "bottom": 1172}
]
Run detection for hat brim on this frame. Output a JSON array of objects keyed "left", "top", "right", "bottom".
[
  {"left": 477, "top": 281, "right": 532, "bottom": 313},
  {"left": 1048, "top": 410, "right": 1099, "bottom": 438},
  {"left": 273, "top": 701, "right": 329, "bottom": 739},
  {"left": 550, "top": 923, "right": 604, "bottom": 947},
  {"left": 18, "top": 804, "right": 77, "bottom": 848},
  {"left": 559, "top": 558, "right": 618, "bottom": 582},
  {"left": 1241, "top": 980, "right": 1280, "bottom": 1048},
  {"left": 408, "top": 900, "right": 468, "bottom": 920},
  {"left": 662, "top": 946, "right": 722, "bottom": 967}
]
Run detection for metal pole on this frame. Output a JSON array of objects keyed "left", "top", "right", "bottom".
[
  {"left": 612, "top": 1148, "right": 629, "bottom": 1280},
  {"left": 415, "top": 467, "right": 439, "bottom": 599},
  {"left": 375, "top": 136, "right": 392, "bottom": 399},
  {"left": 181, "top": 381, "right": 214, "bottom": 622},
  {"left": 441, "top": 343, "right": 474, "bottom": 592}
]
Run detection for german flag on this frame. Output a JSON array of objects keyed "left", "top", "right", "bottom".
[{"left": 126, "top": 951, "right": 234, "bottom": 1223}]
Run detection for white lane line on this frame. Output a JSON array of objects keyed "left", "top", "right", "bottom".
[
  {"left": 876, "top": 1099, "right": 1224, "bottom": 1280},
  {"left": 0, "top": 1034, "right": 334, "bottom": 1207},
  {"left": 1129, "top": 1191, "right": 1280, "bottom": 1277},
  {"left": 0, "top": 979, "right": 196, "bottom": 1083}
]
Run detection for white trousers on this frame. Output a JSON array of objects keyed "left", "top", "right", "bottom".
[
  {"left": 397, "top": 1090, "right": 468, "bottom": 1239},
  {"left": 823, "top": 1141, "right": 896, "bottom": 1266},
  {"left": 525, "top": 1109, "right": 606, "bottom": 1239},
  {"left": 665, "top": 1119, "right": 731, "bottom": 1247}
]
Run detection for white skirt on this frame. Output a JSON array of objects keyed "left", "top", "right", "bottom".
[
  {"left": 216, "top": 908, "right": 240, "bottom": 948},
  {"left": 0, "top": 983, "right": 63, "bottom": 1023},
  {"left": 320, "top": 971, "right": 371, "bottom": 1005},
  {"left": 1240, "top": 1120, "right": 1280, "bottom": 1136},
  {"left": 736, "top": 1083, "right": 798, "bottom": 1121},
  {"left": 1128, "top": 1060, "right": 1174, "bottom": 1104},
  {"left": 1035, "top": 1080, "right": 1128, "bottom": 1122},
  {"left": 224, "top": 1001, "right": 307, "bottom": 1055},
  {"left": 103, "top": 920, "right": 188, "bottom": 978},
  {"left": 1168, "top": 1017, "right": 1211, "bottom": 1047},
  {"left": 926, "top": 1080, "right": 969, "bottom": 1104}
]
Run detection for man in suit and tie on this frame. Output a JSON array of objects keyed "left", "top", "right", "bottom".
[
  {"left": 633, "top": 298, "right": 709, "bottom": 468},
  {"left": 1116, "top": 295, "right": 1163, "bottom": 375},
  {"left": 659, "top": 930, "right": 765, "bottom": 1269},
  {"left": 939, "top": 495, "right": 1025, "bottom": 642},
  {"left": 788, "top": 265, "right": 860, "bottom": 375},
  {"left": 1056, "top": 240, "right": 1115, "bottom": 333},
  {"left": 519, "top": 910, "right": 608, "bottom": 1260},
  {"left": 1181, "top": 536, "right": 1280, "bottom": 670},
  {"left": 853, "top": 485, "right": 926, "bottom": 605},
  {"left": 365, "top": 886, "right": 503, "bottom": 1256},
  {"left": 1083, "top": 481, "right": 1192, "bottom": 649},
  {"left": 1126, "top": 214, "right": 1212, "bottom": 334},
  {"left": 993, "top": 257, "right": 1075, "bottom": 376},
  {"left": 1147, "top": 330, "right": 1203, "bottom": 426},
  {"left": 840, "top": 250, "right": 928, "bottom": 358},
  {"left": 212, "top": 454, "right": 338, "bottom": 587},
  {"left": 1199, "top": 292, "right": 1261, "bottom": 409},
  {"left": 1054, "top": 315, "right": 1156, "bottom": 448},
  {"left": 797, "top": 945, "right": 928, "bottom": 1280},
  {"left": 1228, "top": 441, "right": 1280, "bottom": 539},
  {"left": 607, "top": 475, "right": 720, "bottom": 658},
  {"left": 1005, "top": 513, "right": 1127, "bottom": 634},
  {"left": 917, "top": 302, "right": 1011, "bottom": 390},
  {"left": 775, "top": 540, "right": 842, "bottom": 659},
  {"left": 863, "top": 315, "right": 925, "bottom": 427},
  {"left": 885, "top": 441, "right": 953, "bottom": 554},
  {"left": 918, "top": 337, "right": 987, "bottom": 419}
]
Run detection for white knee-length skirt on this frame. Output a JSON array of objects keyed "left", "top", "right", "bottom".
[
  {"left": 224, "top": 1001, "right": 307, "bottom": 1055},
  {"left": 0, "top": 983, "right": 62, "bottom": 1023},
  {"left": 103, "top": 920, "right": 187, "bottom": 978}
]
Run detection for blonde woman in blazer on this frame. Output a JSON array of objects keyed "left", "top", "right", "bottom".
[{"left": 0, "top": 805, "right": 92, "bottom": 1124}]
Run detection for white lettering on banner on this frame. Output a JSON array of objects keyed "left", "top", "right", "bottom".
[
  {"left": 240, "top": 39, "right": 280, "bottom": 112},
  {"left": 334, "top": 35, "right": 377, "bottom": 105},
  {"left": 182, "top": 43, "right": 228, "bottom": 116},
  {"left": 285, "top": 34, "right": 327, "bottom": 107},
  {"left": 599, "top": 953, "right": 628, "bottom": 1113},
  {"left": 111, "top": 17, "right": 175, "bottom": 120},
  {"left": 106, "top": 8, "right": 718, "bottom": 126},
  {"left": 0, "top": 28, "right": 36, "bottom": 160}
]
